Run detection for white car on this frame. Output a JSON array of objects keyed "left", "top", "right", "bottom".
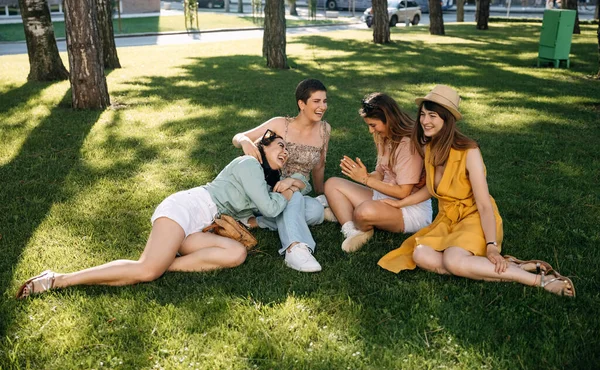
[{"left": 362, "top": 0, "right": 422, "bottom": 27}]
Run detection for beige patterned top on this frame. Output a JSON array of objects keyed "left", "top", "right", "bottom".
[{"left": 281, "top": 117, "right": 329, "bottom": 179}]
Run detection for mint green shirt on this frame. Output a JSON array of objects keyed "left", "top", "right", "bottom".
[{"left": 204, "top": 156, "right": 289, "bottom": 220}]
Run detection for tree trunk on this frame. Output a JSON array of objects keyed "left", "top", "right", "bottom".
[
  {"left": 263, "top": 0, "right": 288, "bottom": 69},
  {"left": 562, "top": 0, "right": 580, "bottom": 34},
  {"left": 97, "top": 0, "right": 121, "bottom": 69},
  {"left": 476, "top": 0, "right": 490, "bottom": 30},
  {"left": 595, "top": 0, "right": 599, "bottom": 20},
  {"left": 289, "top": 0, "right": 298, "bottom": 15},
  {"left": 457, "top": 0, "right": 464, "bottom": 22},
  {"left": 597, "top": 20, "right": 599, "bottom": 78},
  {"left": 238, "top": 0, "right": 244, "bottom": 12},
  {"left": 18, "top": 0, "right": 69, "bottom": 81},
  {"left": 372, "top": 0, "right": 390, "bottom": 43},
  {"left": 429, "top": 0, "right": 445, "bottom": 35},
  {"left": 64, "top": 0, "right": 110, "bottom": 109},
  {"left": 225, "top": 0, "right": 230, "bottom": 12}
]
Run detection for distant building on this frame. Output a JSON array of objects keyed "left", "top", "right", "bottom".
[{"left": 0, "top": 0, "right": 160, "bottom": 17}]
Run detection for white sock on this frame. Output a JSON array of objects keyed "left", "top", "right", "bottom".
[{"left": 341, "top": 221, "right": 357, "bottom": 237}]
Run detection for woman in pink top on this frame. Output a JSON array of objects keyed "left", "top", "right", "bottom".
[{"left": 324, "top": 93, "right": 432, "bottom": 252}]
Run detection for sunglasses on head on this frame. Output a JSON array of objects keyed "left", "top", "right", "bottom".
[
  {"left": 260, "top": 129, "right": 282, "bottom": 146},
  {"left": 361, "top": 100, "right": 376, "bottom": 114}
]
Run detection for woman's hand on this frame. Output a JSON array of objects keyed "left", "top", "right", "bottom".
[
  {"left": 340, "top": 155, "right": 369, "bottom": 184},
  {"left": 281, "top": 188, "right": 294, "bottom": 201},
  {"left": 273, "top": 178, "right": 296, "bottom": 193},
  {"left": 380, "top": 198, "right": 403, "bottom": 208},
  {"left": 486, "top": 246, "right": 507, "bottom": 274},
  {"left": 239, "top": 136, "right": 262, "bottom": 163}
]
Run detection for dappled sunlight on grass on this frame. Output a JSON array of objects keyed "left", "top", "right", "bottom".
[
  {"left": 402, "top": 33, "right": 486, "bottom": 45},
  {"left": 1, "top": 21, "right": 600, "bottom": 369},
  {"left": 0, "top": 81, "right": 71, "bottom": 166}
]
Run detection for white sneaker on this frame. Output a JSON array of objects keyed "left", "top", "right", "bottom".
[
  {"left": 315, "top": 194, "right": 329, "bottom": 208},
  {"left": 285, "top": 243, "right": 322, "bottom": 272},
  {"left": 323, "top": 207, "right": 338, "bottom": 223},
  {"left": 341, "top": 222, "right": 374, "bottom": 253}
]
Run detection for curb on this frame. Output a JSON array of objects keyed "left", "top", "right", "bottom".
[{"left": 0, "top": 21, "right": 361, "bottom": 45}]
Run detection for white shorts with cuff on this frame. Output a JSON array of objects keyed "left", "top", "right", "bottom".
[
  {"left": 151, "top": 186, "right": 219, "bottom": 237},
  {"left": 372, "top": 190, "right": 432, "bottom": 233}
]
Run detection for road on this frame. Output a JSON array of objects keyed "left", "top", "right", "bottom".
[{"left": 0, "top": 6, "right": 595, "bottom": 56}]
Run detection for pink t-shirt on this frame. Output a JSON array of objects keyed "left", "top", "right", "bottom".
[{"left": 375, "top": 136, "right": 424, "bottom": 189}]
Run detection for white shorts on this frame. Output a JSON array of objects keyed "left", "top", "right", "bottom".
[
  {"left": 373, "top": 190, "right": 432, "bottom": 234},
  {"left": 151, "top": 186, "right": 219, "bottom": 237}
]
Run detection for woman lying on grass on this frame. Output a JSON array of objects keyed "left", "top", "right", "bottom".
[
  {"left": 17, "top": 130, "right": 299, "bottom": 299},
  {"left": 232, "top": 78, "right": 331, "bottom": 273},
  {"left": 324, "top": 93, "right": 432, "bottom": 253},
  {"left": 377, "top": 85, "right": 575, "bottom": 297}
]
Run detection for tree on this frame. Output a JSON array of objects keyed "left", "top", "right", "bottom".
[
  {"left": 561, "top": 0, "right": 581, "bottom": 34},
  {"left": 97, "top": 0, "right": 121, "bottom": 69},
  {"left": 237, "top": 0, "right": 244, "bottom": 13},
  {"left": 18, "top": 0, "right": 69, "bottom": 81},
  {"left": 64, "top": 0, "right": 110, "bottom": 109},
  {"left": 456, "top": 0, "right": 465, "bottom": 22},
  {"left": 372, "top": 0, "right": 390, "bottom": 43},
  {"left": 225, "top": 0, "right": 230, "bottom": 12},
  {"left": 429, "top": 0, "right": 445, "bottom": 35},
  {"left": 288, "top": 0, "right": 298, "bottom": 16},
  {"left": 263, "top": 0, "right": 288, "bottom": 69},
  {"left": 597, "top": 21, "right": 599, "bottom": 79},
  {"left": 476, "top": 0, "right": 490, "bottom": 30}
]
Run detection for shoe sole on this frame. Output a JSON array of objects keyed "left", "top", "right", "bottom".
[
  {"left": 342, "top": 229, "right": 374, "bottom": 253},
  {"left": 284, "top": 261, "right": 322, "bottom": 272}
]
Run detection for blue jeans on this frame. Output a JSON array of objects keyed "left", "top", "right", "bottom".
[{"left": 257, "top": 192, "right": 324, "bottom": 255}]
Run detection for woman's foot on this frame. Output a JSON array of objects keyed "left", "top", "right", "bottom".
[
  {"left": 505, "top": 255, "right": 553, "bottom": 275},
  {"left": 537, "top": 273, "right": 575, "bottom": 297},
  {"left": 341, "top": 221, "right": 373, "bottom": 253},
  {"left": 16, "top": 270, "right": 56, "bottom": 299},
  {"left": 285, "top": 243, "right": 322, "bottom": 272}
]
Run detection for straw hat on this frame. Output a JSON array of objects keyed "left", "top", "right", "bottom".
[{"left": 415, "top": 85, "right": 462, "bottom": 121}]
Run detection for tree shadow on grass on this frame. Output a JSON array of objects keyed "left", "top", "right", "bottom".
[
  {"left": 0, "top": 90, "right": 101, "bottom": 337},
  {"left": 3, "top": 26, "right": 600, "bottom": 366}
]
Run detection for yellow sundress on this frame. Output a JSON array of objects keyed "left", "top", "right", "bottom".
[{"left": 378, "top": 146, "right": 503, "bottom": 273}]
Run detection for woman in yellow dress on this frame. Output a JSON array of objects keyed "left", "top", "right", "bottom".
[{"left": 377, "top": 85, "right": 575, "bottom": 297}]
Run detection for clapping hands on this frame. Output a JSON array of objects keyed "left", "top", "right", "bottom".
[{"left": 340, "top": 155, "right": 368, "bottom": 184}]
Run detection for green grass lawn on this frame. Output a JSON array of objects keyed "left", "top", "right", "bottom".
[
  {"left": 0, "top": 14, "right": 347, "bottom": 42},
  {"left": 1, "top": 23, "right": 599, "bottom": 369}
]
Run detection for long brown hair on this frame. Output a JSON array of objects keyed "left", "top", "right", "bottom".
[
  {"left": 412, "top": 101, "right": 478, "bottom": 166},
  {"left": 360, "top": 93, "right": 415, "bottom": 169}
]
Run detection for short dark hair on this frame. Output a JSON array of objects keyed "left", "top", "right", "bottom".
[{"left": 295, "top": 79, "right": 327, "bottom": 111}]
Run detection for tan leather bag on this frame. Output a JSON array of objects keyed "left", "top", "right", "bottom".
[{"left": 202, "top": 214, "right": 257, "bottom": 250}]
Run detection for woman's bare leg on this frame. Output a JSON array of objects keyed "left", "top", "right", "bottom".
[
  {"left": 50, "top": 217, "right": 185, "bottom": 289},
  {"left": 413, "top": 245, "right": 573, "bottom": 296},
  {"left": 441, "top": 247, "right": 574, "bottom": 296},
  {"left": 167, "top": 231, "right": 247, "bottom": 272},
  {"left": 442, "top": 247, "right": 539, "bottom": 284},
  {"left": 324, "top": 177, "right": 372, "bottom": 225},
  {"left": 412, "top": 245, "right": 450, "bottom": 275},
  {"left": 353, "top": 200, "right": 405, "bottom": 232}
]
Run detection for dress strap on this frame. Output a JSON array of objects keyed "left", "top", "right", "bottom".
[
  {"left": 284, "top": 117, "right": 291, "bottom": 140},
  {"left": 320, "top": 120, "right": 329, "bottom": 150}
]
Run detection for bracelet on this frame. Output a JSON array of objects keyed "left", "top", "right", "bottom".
[
  {"left": 486, "top": 241, "right": 498, "bottom": 247},
  {"left": 363, "top": 175, "right": 370, "bottom": 187}
]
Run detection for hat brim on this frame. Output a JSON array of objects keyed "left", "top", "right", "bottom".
[{"left": 415, "top": 97, "right": 462, "bottom": 121}]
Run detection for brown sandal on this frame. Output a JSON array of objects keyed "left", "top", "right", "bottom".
[
  {"left": 504, "top": 255, "right": 553, "bottom": 275},
  {"left": 16, "top": 270, "right": 56, "bottom": 299},
  {"left": 539, "top": 272, "right": 576, "bottom": 297}
]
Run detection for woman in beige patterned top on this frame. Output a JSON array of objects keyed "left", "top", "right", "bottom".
[{"left": 232, "top": 79, "right": 331, "bottom": 272}]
